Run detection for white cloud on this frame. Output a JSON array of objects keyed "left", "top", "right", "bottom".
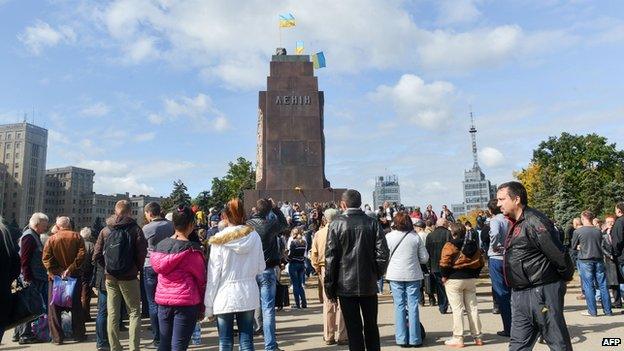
[
  {"left": 68, "top": 0, "right": 579, "bottom": 89},
  {"left": 479, "top": 146, "right": 505, "bottom": 167},
  {"left": 418, "top": 25, "right": 523, "bottom": 72},
  {"left": 148, "top": 113, "right": 164, "bottom": 125},
  {"left": 370, "top": 74, "right": 457, "bottom": 129},
  {"left": 437, "top": 0, "right": 482, "bottom": 26},
  {"left": 80, "top": 102, "right": 110, "bottom": 117},
  {"left": 18, "top": 20, "right": 75, "bottom": 55},
  {"left": 161, "top": 93, "right": 230, "bottom": 132},
  {"left": 135, "top": 132, "right": 156, "bottom": 142},
  {"left": 78, "top": 160, "right": 130, "bottom": 177}
]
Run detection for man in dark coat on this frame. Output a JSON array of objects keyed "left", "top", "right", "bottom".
[
  {"left": 325, "top": 189, "right": 389, "bottom": 351},
  {"left": 0, "top": 218, "right": 21, "bottom": 343},
  {"left": 425, "top": 218, "right": 451, "bottom": 314}
]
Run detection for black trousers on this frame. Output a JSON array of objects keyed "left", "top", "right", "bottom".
[
  {"left": 509, "top": 280, "right": 572, "bottom": 351},
  {"left": 338, "top": 295, "right": 380, "bottom": 351},
  {"left": 431, "top": 272, "right": 449, "bottom": 314}
]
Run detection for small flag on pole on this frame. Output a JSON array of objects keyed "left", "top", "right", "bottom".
[
  {"left": 279, "top": 13, "right": 296, "bottom": 28},
  {"left": 311, "top": 51, "right": 326, "bottom": 69},
  {"left": 296, "top": 41, "right": 304, "bottom": 54}
]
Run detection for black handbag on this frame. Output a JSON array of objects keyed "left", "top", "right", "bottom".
[{"left": 6, "top": 280, "right": 46, "bottom": 329}]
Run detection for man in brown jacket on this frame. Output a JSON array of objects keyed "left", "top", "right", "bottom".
[
  {"left": 93, "top": 200, "right": 147, "bottom": 351},
  {"left": 42, "top": 216, "right": 86, "bottom": 344},
  {"left": 311, "top": 208, "right": 347, "bottom": 345}
]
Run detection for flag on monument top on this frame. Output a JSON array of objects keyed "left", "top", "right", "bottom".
[
  {"left": 296, "top": 41, "right": 304, "bottom": 54},
  {"left": 311, "top": 51, "right": 326, "bottom": 69},
  {"left": 279, "top": 13, "right": 296, "bottom": 28}
]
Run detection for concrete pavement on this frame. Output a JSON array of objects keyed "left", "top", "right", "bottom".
[{"left": 2, "top": 274, "right": 621, "bottom": 350}]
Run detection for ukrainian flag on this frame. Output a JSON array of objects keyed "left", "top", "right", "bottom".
[
  {"left": 311, "top": 51, "right": 326, "bottom": 69},
  {"left": 296, "top": 41, "right": 304, "bottom": 54},
  {"left": 279, "top": 13, "right": 296, "bottom": 28}
]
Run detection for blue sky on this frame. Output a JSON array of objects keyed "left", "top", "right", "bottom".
[{"left": 1, "top": 0, "right": 623, "bottom": 209}]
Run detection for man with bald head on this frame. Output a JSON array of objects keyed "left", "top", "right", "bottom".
[
  {"left": 43, "top": 216, "right": 87, "bottom": 344},
  {"left": 425, "top": 218, "right": 451, "bottom": 314}
]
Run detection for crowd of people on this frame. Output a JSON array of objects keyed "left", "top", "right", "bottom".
[{"left": 0, "top": 181, "right": 623, "bottom": 351}]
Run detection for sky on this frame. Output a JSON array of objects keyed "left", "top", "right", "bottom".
[{"left": 1, "top": 0, "right": 623, "bottom": 210}]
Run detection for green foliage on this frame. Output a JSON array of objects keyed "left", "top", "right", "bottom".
[
  {"left": 205, "top": 157, "right": 256, "bottom": 209},
  {"left": 193, "top": 190, "right": 212, "bottom": 212},
  {"left": 516, "top": 132, "right": 624, "bottom": 225},
  {"left": 162, "top": 179, "right": 192, "bottom": 212}
]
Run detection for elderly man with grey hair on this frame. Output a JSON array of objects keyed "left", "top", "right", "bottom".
[
  {"left": 12, "top": 212, "right": 49, "bottom": 345},
  {"left": 311, "top": 208, "right": 347, "bottom": 345},
  {"left": 43, "top": 216, "right": 86, "bottom": 344}
]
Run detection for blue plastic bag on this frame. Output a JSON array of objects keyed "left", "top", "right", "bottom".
[{"left": 51, "top": 276, "right": 77, "bottom": 308}]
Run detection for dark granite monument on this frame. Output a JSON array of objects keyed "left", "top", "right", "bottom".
[{"left": 243, "top": 51, "right": 345, "bottom": 211}]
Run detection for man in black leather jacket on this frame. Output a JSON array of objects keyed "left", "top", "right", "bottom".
[
  {"left": 325, "top": 189, "right": 389, "bottom": 351},
  {"left": 498, "top": 181, "right": 574, "bottom": 351}
]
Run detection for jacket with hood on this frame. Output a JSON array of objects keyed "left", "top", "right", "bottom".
[
  {"left": 204, "top": 225, "right": 265, "bottom": 317},
  {"left": 246, "top": 207, "right": 287, "bottom": 269},
  {"left": 93, "top": 215, "right": 147, "bottom": 281},
  {"left": 150, "top": 237, "right": 206, "bottom": 309},
  {"left": 439, "top": 237, "right": 484, "bottom": 279}
]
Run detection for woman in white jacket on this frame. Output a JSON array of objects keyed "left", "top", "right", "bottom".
[
  {"left": 385, "top": 212, "right": 429, "bottom": 348},
  {"left": 204, "top": 198, "right": 265, "bottom": 351}
]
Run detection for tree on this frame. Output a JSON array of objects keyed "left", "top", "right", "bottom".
[
  {"left": 193, "top": 190, "right": 212, "bottom": 212},
  {"left": 515, "top": 132, "right": 624, "bottom": 223},
  {"left": 204, "top": 157, "right": 256, "bottom": 210},
  {"left": 162, "top": 179, "right": 192, "bottom": 212}
]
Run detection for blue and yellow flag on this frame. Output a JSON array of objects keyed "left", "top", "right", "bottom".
[
  {"left": 311, "top": 51, "right": 326, "bottom": 69},
  {"left": 279, "top": 13, "right": 296, "bottom": 28},
  {"left": 296, "top": 41, "right": 304, "bottom": 54}
]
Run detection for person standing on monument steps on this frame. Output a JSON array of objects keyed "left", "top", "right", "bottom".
[
  {"left": 498, "top": 181, "right": 574, "bottom": 351},
  {"left": 325, "top": 189, "right": 389, "bottom": 351},
  {"left": 246, "top": 198, "right": 288, "bottom": 351}
]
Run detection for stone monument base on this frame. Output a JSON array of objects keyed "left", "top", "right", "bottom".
[{"left": 243, "top": 188, "right": 347, "bottom": 213}]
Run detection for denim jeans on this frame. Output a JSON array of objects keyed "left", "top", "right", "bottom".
[
  {"left": 157, "top": 305, "right": 198, "bottom": 351},
  {"left": 96, "top": 289, "right": 110, "bottom": 349},
  {"left": 13, "top": 279, "right": 48, "bottom": 339},
  {"left": 578, "top": 259, "right": 612, "bottom": 315},
  {"left": 288, "top": 262, "right": 307, "bottom": 308},
  {"left": 217, "top": 310, "right": 255, "bottom": 351},
  {"left": 389, "top": 280, "right": 422, "bottom": 346},
  {"left": 431, "top": 272, "right": 448, "bottom": 314},
  {"left": 489, "top": 258, "right": 511, "bottom": 333},
  {"left": 256, "top": 268, "right": 278, "bottom": 350},
  {"left": 144, "top": 266, "right": 160, "bottom": 342}
]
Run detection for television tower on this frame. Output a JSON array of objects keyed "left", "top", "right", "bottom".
[{"left": 469, "top": 109, "right": 479, "bottom": 170}]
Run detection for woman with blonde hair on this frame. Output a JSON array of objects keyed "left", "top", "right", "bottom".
[
  {"left": 204, "top": 199, "right": 265, "bottom": 350},
  {"left": 288, "top": 227, "right": 308, "bottom": 309}
]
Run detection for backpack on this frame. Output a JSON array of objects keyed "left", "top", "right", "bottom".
[{"left": 103, "top": 226, "right": 134, "bottom": 277}]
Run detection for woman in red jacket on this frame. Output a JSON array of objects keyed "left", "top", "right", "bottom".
[{"left": 151, "top": 205, "right": 206, "bottom": 351}]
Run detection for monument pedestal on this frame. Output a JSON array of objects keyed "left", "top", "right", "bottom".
[{"left": 245, "top": 53, "right": 344, "bottom": 212}]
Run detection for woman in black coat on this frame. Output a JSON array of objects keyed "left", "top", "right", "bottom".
[{"left": 0, "top": 218, "right": 21, "bottom": 342}]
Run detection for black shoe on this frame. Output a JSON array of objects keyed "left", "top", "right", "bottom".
[
  {"left": 613, "top": 303, "right": 622, "bottom": 309},
  {"left": 496, "top": 331, "right": 510, "bottom": 337},
  {"left": 412, "top": 344, "right": 423, "bottom": 348},
  {"left": 19, "top": 337, "right": 41, "bottom": 345},
  {"left": 399, "top": 344, "right": 411, "bottom": 348},
  {"left": 492, "top": 306, "right": 500, "bottom": 314}
]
